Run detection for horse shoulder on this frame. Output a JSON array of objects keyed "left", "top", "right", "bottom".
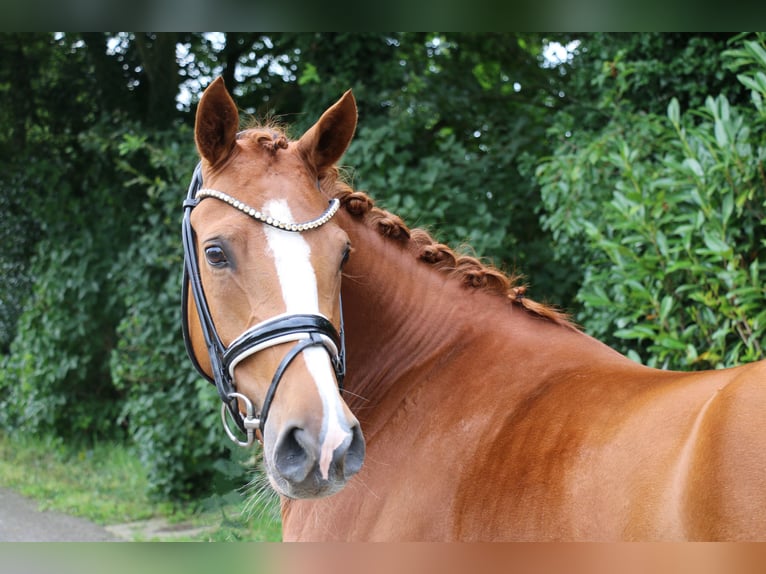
[
  {"left": 448, "top": 352, "right": 761, "bottom": 541},
  {"left": 680, "top": 360, "right": 766, "bottom": 540}
]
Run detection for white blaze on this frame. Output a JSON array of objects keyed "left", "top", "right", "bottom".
[{"left": 263, "top": 199, "right": 350, "bottom": 479}]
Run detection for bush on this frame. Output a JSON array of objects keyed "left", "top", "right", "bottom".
[
  {"left": 536, "top": 34, "right": 766, "bottom": 369},
  {"left": 0, "top": 232, "right": 124, "bottom": 437},
  {"left": 0, "top": 118, "right": 141, "bottom": 438}
]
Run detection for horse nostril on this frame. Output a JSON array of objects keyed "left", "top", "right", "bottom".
[
  {"left": 274, "top": 427, "right": 316, "bottom": 484},
  {"left": 340, "top": 424, "right": 366, "bottom": 479},
  {"left": 273, "top": 422, "right": 365, "bottom": 490}
]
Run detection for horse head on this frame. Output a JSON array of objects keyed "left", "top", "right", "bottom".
[{"left": 183, "top": 77, "right": 365, "bottom": 499}]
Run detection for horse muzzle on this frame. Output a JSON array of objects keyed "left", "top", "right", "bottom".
[{"left": 267, "top": 417, "right": 366, "bottom": 499}]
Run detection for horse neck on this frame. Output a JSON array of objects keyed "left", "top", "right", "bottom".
[
  {"left": 339, "top": 213, "right": 534, "bottom": 412},
  {"left": 336, "top": 210, "right": 634, "bottom": 431}
]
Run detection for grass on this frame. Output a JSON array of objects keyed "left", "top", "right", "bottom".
[{"left": 0, "top": 432, "right": 282, "bottom": 541}]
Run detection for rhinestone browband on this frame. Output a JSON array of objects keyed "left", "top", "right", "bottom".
[{"left": 197, "top": 188, "right": 340, "bottom": 232}]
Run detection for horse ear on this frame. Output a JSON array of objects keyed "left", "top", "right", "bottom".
[
  {"left": 298, "top": 89, "right": 357, "bottom": 175},
  {"left": 195, "top": 76, "right": 239, "bottom": 167}
]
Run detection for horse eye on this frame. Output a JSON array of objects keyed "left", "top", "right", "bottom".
[{"left": 205, "top": 245, "right": 228, "bottom": 267}]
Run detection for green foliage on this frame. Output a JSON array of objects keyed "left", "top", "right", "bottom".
[
  {"left": 347, "top": 119, "right": 510, "bottom": 257},
  {"left": 0, "top": 175, "right": 37, "bottom": 351},
  {"left": 723, "top": 34, "right": 766, "bottom": 121},
  {"left": 0, "top": 233, "right": 123, "bottom": 437},
  {"left": 537, "top": 34, "right": 766, "bottom": 369},
  {"left": 0, "top": 116, "right": 144, "bottom": 438},
  {"left": 556, "top": 34, "right": 745, "bottom": 128}
]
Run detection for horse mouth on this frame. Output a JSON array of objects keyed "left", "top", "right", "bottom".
[{"left": 269, "top": 473, "right": 349, "bottom": 500}]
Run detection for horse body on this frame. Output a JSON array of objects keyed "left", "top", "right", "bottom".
[
  {"left": 280, "top": 205, "right": 766, "bottom": 541},
  {"left": 186, "top": 78, "right": 766, "bottom": 541}
]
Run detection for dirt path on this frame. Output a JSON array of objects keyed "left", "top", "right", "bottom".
[
  {"left": 0, "top": 487, "right": 219, "bottom": 541},
  {"left": 0, "top": 487, "right": 119, "bottom": 541}
]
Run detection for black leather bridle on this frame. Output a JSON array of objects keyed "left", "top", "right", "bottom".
[{"left": 181, "top": 162, "right": 346, "bottom": 447}]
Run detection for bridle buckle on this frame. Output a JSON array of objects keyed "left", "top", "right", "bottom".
[{"left": 221, "top": 392, "right": 261, "bottom": 447}]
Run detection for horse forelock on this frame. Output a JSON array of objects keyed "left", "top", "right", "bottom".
[
  {"left": 315, "top": 167, "right": 576, "bottom": 331},
  {"left": 238, "top": 123, "right": 290, "bottom": 154}
]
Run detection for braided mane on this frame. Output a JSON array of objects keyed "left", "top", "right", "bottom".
[
  {"left": 320, "top": 167, "right": 576, "bottom": 330},
  {"left": 240, "top": 124, "right": 574, "bottom": 329}
]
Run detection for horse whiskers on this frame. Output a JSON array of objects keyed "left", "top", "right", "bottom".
[
  {"left": 341, "top": 271, "right": 371, "bottom": 287},
  {"left": 339, "top": 388, "right": 369, "bottom": 403},
  {"left": 341, "top": 468, "right": 379, "bottom": 500},
  {"left": 240, "top": 467, "right": 281, "bottom": 523}
]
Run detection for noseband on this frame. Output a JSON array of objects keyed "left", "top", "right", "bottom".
[{"left": 181, "top": 162, "right": 346, "bottom": 447}]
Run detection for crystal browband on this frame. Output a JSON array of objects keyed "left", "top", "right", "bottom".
[{"left": 197, "top": 188, "right": 340, "bottom": 232}]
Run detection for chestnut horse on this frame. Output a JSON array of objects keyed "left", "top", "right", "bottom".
[{"left": 183, "top": 77, "right": 766, "bottom": 541}]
